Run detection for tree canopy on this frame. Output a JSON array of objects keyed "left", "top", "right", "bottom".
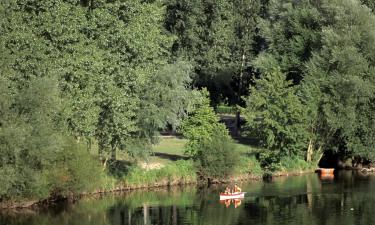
[{"left": 0, "top": 0, "right": 375, "bottom": 199}]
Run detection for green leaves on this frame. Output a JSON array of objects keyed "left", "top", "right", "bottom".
[
  {"left": 302, "top": 0, "right": 375, "bottom": 159},
  {"left": 180, "top": 89, "right": 237, "bottom": 179},
  {"left": 243, "top": 69, "right": 309, "bottom": 165},
  {"left": 180, "top": 89, "right": 228, "bottom": 158},
  {"left": 0, "top": 0, "right": 194, "bottom": 199},
  {"left": 256, "top": 0, "right": 323, "bottom": 83},
  {"left": 165, "top": 0, "right": 261, "bottom": 105}
]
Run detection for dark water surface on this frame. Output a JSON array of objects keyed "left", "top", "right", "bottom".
[{"left": 2, "top": 171, "right": 375, "bottom": 225}]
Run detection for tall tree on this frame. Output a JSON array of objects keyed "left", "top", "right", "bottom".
[
  {"left": 303, "top": 0, "right": 375, "bottom": 159},
  {"left": 255, "top": 0, "right": 323, "bottom": 84},
  {"left": 243, "top": 68, "right": 309, "bottom": 168},
  {"left": 165, "top": 0, "right": 261, "bottom": 106}
]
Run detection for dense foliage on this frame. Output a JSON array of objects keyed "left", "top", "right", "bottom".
[
  {"left": 180, "top": 90, "right": 238, "bottom": 179},
  {"left": 0, "top": 0, "right": 193, "bottom": 200},
  {"left": 0, "top": 0, "right": 374, "bottom": 199},
  {"left": 195, "top": 132, "right": 239, "bottom": 180},
  {"left": 245, "top": 0, "right": 375, "bottom": 168},
  {"left": 303, "top": 0, "right": 375, "bottom": 160},
  {"left": 180, "top": 90, "right": 228, "bottom": 158},
  {"left": 243, "top": 68, "right": 309, "bottom": 168}
]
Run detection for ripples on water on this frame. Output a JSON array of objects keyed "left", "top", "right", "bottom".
[{"left": 1, "top": 171, "right": 375, "bottom": 225}]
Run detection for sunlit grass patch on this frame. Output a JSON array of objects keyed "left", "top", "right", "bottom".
[
  {"left": 123, "top": 160, "right": 197, "bottom": 187},
  {"left": 152, "top": 137, "right": 187, "bottom": 156}
]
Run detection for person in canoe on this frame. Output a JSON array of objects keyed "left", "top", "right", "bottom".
[
  {"left": 224, "top": 186, "right": 231, "bottom": 194},
  {"left": 233, "top": 184, "right": 241, "bottom": 193}
]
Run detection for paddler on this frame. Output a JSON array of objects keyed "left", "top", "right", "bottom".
[
  {"left": 224, "top": 186, "right": 231, "bottom": 194},
  {"left": 233, "top": 184, "right": 241, "bottom": 193}
]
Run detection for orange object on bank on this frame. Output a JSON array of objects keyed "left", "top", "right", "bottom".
[{"left": 318, "top": 168, "right": 335, "bottom": 175}]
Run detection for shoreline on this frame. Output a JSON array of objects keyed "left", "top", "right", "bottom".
[{"left": 0, "top": 169, "right": 315, "bottom": 210}]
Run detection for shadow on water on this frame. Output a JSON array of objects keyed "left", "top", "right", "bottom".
[{"left": 3, "top": 171, "right": 375, "bottom": 225}]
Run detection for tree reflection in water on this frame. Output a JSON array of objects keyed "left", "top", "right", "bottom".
[{"left": 3, "top": 171, "right": 375, "bottom": 225}]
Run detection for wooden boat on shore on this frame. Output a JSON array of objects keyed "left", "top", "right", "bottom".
[{"left": 219, "top": 192, "right": 245, "bottom": 200}]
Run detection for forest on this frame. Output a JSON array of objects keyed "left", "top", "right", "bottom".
[{"left": 0, "top": 0, "right": 374, "bottom": 202}]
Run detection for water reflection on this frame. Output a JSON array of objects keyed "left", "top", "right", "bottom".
[
  {"left": 2, "top": 171, "right": 375, "bottom": 225},
  {"left": 219, "top": 199, "right": 242, "bottom": 208}
]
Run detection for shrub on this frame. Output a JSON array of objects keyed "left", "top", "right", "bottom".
[
  {"left": 196, "top": 132, "right": 240, "bottom": 180},
  {"left": 180, "top": 89, "right": 228, "bottom": 158},
  {"left": 46, "top": 138, "right": 108, "bottom": 195}
]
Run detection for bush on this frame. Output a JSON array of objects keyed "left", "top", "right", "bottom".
[
  {"left": 196, "top": 132, "right": 240, "bottom": 180},
  {"left": 257, "top": 152, "right": 313, "bottom": 173},
  {"left": 234, "top": 156, "right": 263, "bottom": 177},
  {"left": 0, "top": 137, "right": 108, "bottom": 200},
  {"left": 180, "top": 89, "right": 228, "bottom": 158},
  {"left": 30, "top": 140, "right": 108, "bottom": 199}
]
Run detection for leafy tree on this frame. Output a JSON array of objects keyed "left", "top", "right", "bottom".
[
  {"left": 180, "top": 89, "right": 238, "bottom": 179},
  {"left": 196, "top": 131, "right": 239, "bottom": 180},
  {"left": 0, "top": 0, "right": 195, "bottom": 199},
  {"left": 303, "top": 0, "right": 375, "bottom": 160},
  {"left": 180, "top": 89, "right": 228, "bottom": 158},
  {"left": 165, "top": 0, "right": 261, "bottom": 106},
  {"left": 243, "top": 68, "right": 309, "bottom": 168},
  {"left": 84, "top": 0, "right": 188, "bottom": 160},
  {"left": 255, "top": 0, "right": 323, "bottom": 84},
  {"left": 136, "top": 61, "right": 193, "bottom": 142}
]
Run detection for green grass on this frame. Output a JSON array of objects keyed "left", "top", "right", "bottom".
[
  {"left": 277, "top": 156, "right": 316, "bottom": 173},
  {"left": 151, "top": 136, "right": 264, "bottom": 177},
  {"left": 152, "top": 137, "right": 187, "bottom": 155},
  {"left": 152, "top": 136, "right": 258, "bottom": 156},
  {"left": 123, "top": 160, "right": 197, "bottom": 187},
  {"left": 114, "top": 137, "right": 314, "bottom": 187}
]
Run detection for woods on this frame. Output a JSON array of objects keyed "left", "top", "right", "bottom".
[{"left": 0, "top": 0, "right": 374, "bottom": 201}]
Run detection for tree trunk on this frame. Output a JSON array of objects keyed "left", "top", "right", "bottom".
[
  {"left": 111, "top": 144, "right": 116, "bottom": 161},
  {"left": 87, "top": 137, "right": 92, "bottom": 152},
  {"left": 306, "top": 139, "right": 313, "bottom": 162},
  {"left": 234, "top": 111, "right": 240, "bottom": 137}
]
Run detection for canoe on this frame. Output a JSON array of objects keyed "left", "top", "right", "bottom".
[{"left": 219, "top": 192, "right": 245, "bottom": 200}]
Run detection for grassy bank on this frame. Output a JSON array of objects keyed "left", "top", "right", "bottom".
[
  {"left": 0, "top": 136, "right": 317, "bottom": 209},
  {"left": 107, "top": 136, "right": 315, "bottom": 187}
]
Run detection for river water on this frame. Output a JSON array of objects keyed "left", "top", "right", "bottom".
[{"left": 1, "top": 171, "right": 375, "bottom": 225}]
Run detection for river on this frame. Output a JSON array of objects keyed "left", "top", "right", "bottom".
[{"left": 1, "top": 171, "right": 375, "bottom": 225}]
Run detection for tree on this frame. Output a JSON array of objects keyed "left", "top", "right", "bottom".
[
  {"left": 243, "top": 68, "right": 309, "bottom": 168},
  {"left": 180, "top": 89, "right": 238, "bottom": 179},
  {"left": 180, "top": 89, "right": 228, "bottom": 158},
  {"left": 255, "top": 0, "right": 323, "bottom": 84},
  {"left": 165, "top": 0, "right": 261, "bottom": 106},
  {"left": 84, "top": 0, "right": 191, "bottom": 160},
  {"left": 303, "top": 0, "right": 375, "bottom": 160},
  {"left": 136, "top": 61, "right": 193, "bottom": 141}
]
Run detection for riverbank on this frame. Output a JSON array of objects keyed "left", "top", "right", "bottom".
[
  {"left": 0, "top": 168, "right": 317, "bottom": 210},
  {"left": 0, "top": 137, "right": 316, "bottom": 209}
]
